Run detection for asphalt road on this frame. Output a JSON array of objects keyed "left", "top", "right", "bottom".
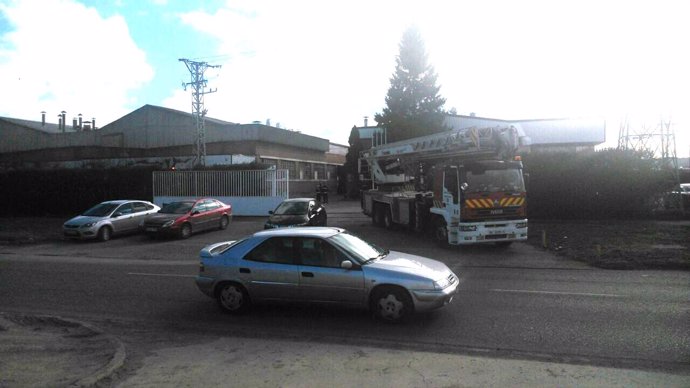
[{"left": 1, "top": 204, "right": 689, "bottom": 375}]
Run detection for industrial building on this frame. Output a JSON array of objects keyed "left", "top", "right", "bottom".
[{"left": 0, "top": 105, "right": 345, "bottom": 196}]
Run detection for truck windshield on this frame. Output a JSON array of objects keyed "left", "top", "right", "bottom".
[{"left": 465, "top": 168, "right": 525, "bottom": 193}]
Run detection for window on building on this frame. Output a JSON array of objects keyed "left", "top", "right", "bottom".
[
  {"left": 314, "top": 164, "right": 325, "bottom": 180},
  {"left": 277, "top": 159, "right": 297, "bottom": 179},
  {"left": 301, "top": 162, "right": 312, "bottom": 181},
  {"left": 261, "top": 158, "right": 277, "bottom": 167}
]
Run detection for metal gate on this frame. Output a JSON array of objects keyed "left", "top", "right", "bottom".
[{"left": 153, "top": 169, "right": 289, "bottom": 216}]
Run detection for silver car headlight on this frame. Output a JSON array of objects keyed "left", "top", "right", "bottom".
[
  {"left": 433, "top": 278, "right": 451, "bottom": 290},
  {"left": 81, "top": 223, "right": 94, "bottom": 228}
]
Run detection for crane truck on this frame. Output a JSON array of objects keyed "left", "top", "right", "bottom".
[{"left": 360, "top": 125, "right": 531, "bottom": 246}]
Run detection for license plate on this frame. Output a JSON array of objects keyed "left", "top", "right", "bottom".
[
  {"left": 65, "top": 231, "right": 78, "bottom": 236},
  {"left": 146, "top": 227, "right": 158, "bottom": 232}
]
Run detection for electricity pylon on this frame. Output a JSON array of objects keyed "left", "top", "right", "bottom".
[
  {"left": 618, "top": 117, "right": 678, "bottom": 162},
  {"left": 179, "top": 58, "right": 221, "bottom": 167},
  {"left": 618, "top": 116, "right": 683, "bottom": 212}
]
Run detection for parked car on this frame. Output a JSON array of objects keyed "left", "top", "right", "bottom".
[
  {"left": 264, "top": 198, "right": 327, "bottom": 229},
  {"left": 142, "top": 198, "right": 232, "bottom": 239},
  {"left": 662, "top": 183, "right": 690, "bottom": 209},
  {"left": 63, "top": 200, "right": 160, "bottom": 242},
  {"left": 195, "top": 227, "right": 459, "bottom": 322}
]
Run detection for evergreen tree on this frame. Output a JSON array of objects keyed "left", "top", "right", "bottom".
[
  {"left": 343, "top": 125, "right": 362, "bottom": 197},
  {"left": 375, "top": 27, "right": 447, "bottom": 142},
  {"left": 344, "top": 125, "right": 362, "bottom": 175}
]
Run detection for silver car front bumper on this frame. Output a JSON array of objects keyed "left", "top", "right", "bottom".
[{"left": 410, "top": 281, "right": 459, "bottom": 312}]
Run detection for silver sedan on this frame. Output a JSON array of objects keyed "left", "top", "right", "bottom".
[
  {"left": 63, "top": 200, "right": 160, "bottom": 241},
  {"left": 195, "top": 227, "right": 459, "bottom": 322}
]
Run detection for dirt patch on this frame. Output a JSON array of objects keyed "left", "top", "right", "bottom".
[
  {"left": 0, "top": 314, "right": 118, "bottom": 387},
  {"left": 527, "top": 220, "right": 690, "bottom": 270}
]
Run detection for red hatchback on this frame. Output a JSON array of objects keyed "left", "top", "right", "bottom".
[{"left": 142, "top": 198, "right": 232, "bottom": 239}]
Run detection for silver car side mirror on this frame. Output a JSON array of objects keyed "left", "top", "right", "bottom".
[{"left": 340, "top": 260, "right": 353, "bottom": 270}]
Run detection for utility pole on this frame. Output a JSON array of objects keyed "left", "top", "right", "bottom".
[{"left": 179, "top": 58, "right": 221, "bottom": 167}]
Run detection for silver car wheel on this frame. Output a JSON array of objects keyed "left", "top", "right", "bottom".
[
  {"left": 372, "top": 288, "right": 411, "bottom": 322},
  {"left": 217, "top": 283, "right": 248, "bottom": 313},
  {"left": 97, "top": 226, "right": 112, "bottom": 242},
  {"left": 378, "top": 294, "right": 403, "bottom": 320}
]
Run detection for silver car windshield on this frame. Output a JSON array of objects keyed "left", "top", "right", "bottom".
[
  {"left": 82, "top": 203, "right": 118, "bottom": 217},
  {"left": 328, "top": 232, "right": 387, "bottom": 264}
]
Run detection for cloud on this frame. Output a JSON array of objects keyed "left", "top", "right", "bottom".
[
  {"left": 168, "top": 1, "right": 412, "bottom": 144},
  {"left": 0, "top": 0, "right": 154, "bottom": 125}
]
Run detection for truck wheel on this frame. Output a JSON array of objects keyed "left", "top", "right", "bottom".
[
  {"left": 372, "top": 204, "right": 384, "bottom": 227},
  {"left": 433, "top": 217, "right": 450, "bottom": 248},
  {"left": 383, "top": 207, "right": 394, "bottom": 229}
]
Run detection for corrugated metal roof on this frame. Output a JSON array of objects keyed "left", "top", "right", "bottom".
[
  {"left": 445, "top": 115, "right": 606, "bottom": 145},
  {"left": 0, "top": 117, "right": 62, "bottom": 133},
  {"left": 514, "top": 118, "right": 606, "bottom": 144},
  {"left": 1, "top": 104, "right": 329, "bottom": 154},
  {"left": 137, "top": 104, "right": 237, "bottom": 126}
]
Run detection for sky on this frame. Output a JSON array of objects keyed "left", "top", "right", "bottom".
[{"left": 1, "top": 0, "right": 688, "bottom": 156}]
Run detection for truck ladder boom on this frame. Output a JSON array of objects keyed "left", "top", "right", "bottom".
[
  {"left": 361, "top": 125, "right": 530, "bottom": 185},
  {"left": 363, "top": 125, "right": 529, "bottom": 162}
]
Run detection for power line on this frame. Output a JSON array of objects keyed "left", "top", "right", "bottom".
[{"left": 179, "top": 58, "right": 221, "bottom": 167}]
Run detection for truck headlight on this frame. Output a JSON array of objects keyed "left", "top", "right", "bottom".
[
  {"left": 516, "top": 222, "right": 528, "bottom": 229},
  {"left": 459, "top": 225, "right": 477, "bottom": 232}
]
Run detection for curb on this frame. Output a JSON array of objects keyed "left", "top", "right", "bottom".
[{"left": 65, "top": 317, "right": 127, "bottom": 387}]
